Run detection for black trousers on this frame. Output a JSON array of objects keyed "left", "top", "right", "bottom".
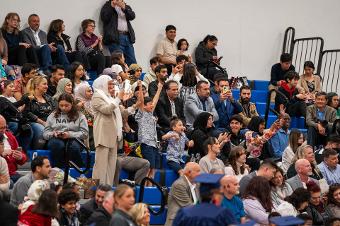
[
  {"left": 287, "top": 101, "right": 307, "bottom": 118},
  {"left": 8, "top": 45, "right": 39, "bottom": 66},
  {"left": 88, "top": 52, "right": 106, "bottom": 75}
]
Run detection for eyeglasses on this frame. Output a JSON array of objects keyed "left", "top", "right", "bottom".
[{"left": 88, "top": 24, "right": 96, "bottom": 28}]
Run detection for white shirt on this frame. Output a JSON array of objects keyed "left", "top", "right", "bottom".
[
  {"left": 30, "top": 28, "right": 41, "bottom": 46},
  {"left": 184, "top": 175, "right": 197, "bottom": 204},
  {"left": 115, "top": 6, "right": 128, "bottom": 32},
  {"left": 3, "top": 133, "right": 11, "bottom": 151}
]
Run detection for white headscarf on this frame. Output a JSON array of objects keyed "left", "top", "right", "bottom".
[
  {"left": 74, "top": 83, "right": 94, "bottom": 116},
  {"left": 92, "top": 75, "right": 123, "bottom": 140},
  {"left": 21, "top": 179, "right": 50, "bottom": 214}
]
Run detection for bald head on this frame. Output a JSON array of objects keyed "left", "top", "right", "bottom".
[
  {"left": 295, "top": 159, "right": 312, "bottom": 176},
  {"left": 183, "top": 162, "right": 200, "bottom": 182},
  {"left": 220, "top": 175, "right": 239, "bottom": 196}
]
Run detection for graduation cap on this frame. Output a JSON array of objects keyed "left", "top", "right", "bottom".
[
  {"left": 269, "top": 216, "right": 305, "bottom": 226},
  {"left": 194, "top": 173, "right": 224, "bottom": 194}
]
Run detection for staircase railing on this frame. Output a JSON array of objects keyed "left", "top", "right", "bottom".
[{"left": 318, "top": 49, "right": 340, "bottom": 93}]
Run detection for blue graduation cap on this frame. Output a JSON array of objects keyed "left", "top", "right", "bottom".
[
  {"left": 269, "top": 216, "right": 304, "bottom": 226},
  {"left": 194, "top": 173, "right": 224, "bottom": 194}
]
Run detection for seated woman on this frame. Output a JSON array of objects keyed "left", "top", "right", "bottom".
[
  {"left": 0, "top": 31, "right": 15, "bottom": 79},
  {"left": 129, "top": 203, "right": 150, "bottom": 226},
  {"left": 43, "top": 93, "right": 88, "bottom": 168},
  {"left": 276, "top": 188, "right": 310, "bottom": 217},
  {"left": 270, "top": 167, "right": 293, "bottom": 209},
  {"left": 0, "top": 80, "right": 16, "bottom": 103},
  {"left": 286, "top": 144, "right": 323, "bottom": 180},
  {"left": 53, "top": 78, "right": 73, "bottom": 101},
  {"left": 225, "top": 146, "right": 249, "bottom": 181},
  {"left": 1, "top": 13, "right": 38, "bottom": 66},
  {"left": 281, "top": 129, "right": 304, "bottom": 174},
  {"left": 58, "top": 189, "right": 81, "bottom": 226},
  {"left": 22, "top": 76, "right": 56, "bottom": 150},
  {"left": 177, "top": 63, "right": 209, "bottom": 102},
  {"left": 76, "top": 19, "right": 105, "bottom": 75},
  {"left": 74, "top": 83, "right": 95, "bottom": 151},
  {"left": 298, "top": 61, "right": 321, "bottom": 103},
  {"left": 243, "top": 176, "right": 273, "bottom": 225},
  {"left": 48, "top": 19, "right": 89, "bottom": 69},
  {"left": 194, "top": 35, "right": 224, "bottom": 80},
  {"left": 199, "top": 137, "right": 225, "bottom": 174},
  {"left": 306, "top": 181, "right": 325, "bottom": 225},
  {"left": 327, "top": 92, "right": 340, "bottom": 119},
  {"left": 69, "top": 62, "right": 89, "bottom": 94},
  {"left": 325, "top": 183, "right": 340, "bottom": 219}
]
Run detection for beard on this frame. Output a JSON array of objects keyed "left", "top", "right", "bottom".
[{"left": 240, "top": 97, "right": 250, "bottom": 104}]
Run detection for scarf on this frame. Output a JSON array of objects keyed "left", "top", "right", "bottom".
[
  {"left": 74, "top": 83, "right": 94, "bottom": 116},
  {"left": 53, "top": 78, "right": 72, "bottom": 100},
  {"left": 280, "top": 81, "right": 296, "bottom": 98},
  {"left": 80, "top": 32, "right": 98, "bottom": 47},
  {"left": 92, "top": 75, "right": 123, "bottom": 141}
]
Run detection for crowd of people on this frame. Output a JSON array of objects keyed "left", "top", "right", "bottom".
[{"left": 0, "top": 0, "right": 340, "bottom": 225}]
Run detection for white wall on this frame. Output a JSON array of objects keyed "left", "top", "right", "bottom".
[{"left": 2, "top": 0, "right": 340, "bottom": 80}]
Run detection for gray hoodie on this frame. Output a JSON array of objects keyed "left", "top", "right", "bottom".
[{"left": 43, "top": 112, "right": 89, "bottom": 140}]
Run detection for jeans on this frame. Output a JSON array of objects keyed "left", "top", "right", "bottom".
[
  {"left": 56, "top": 45, "right": 70, "bottom": 70},
  {"left": 108, "top": 34, "right": 136, "bottom": 66},
  {"left": 47, "top": 138, "right": 84, "bottom": 169},
  {"left": 30, "top": 122, "right": 45, "bottom": 150},
  {"left": 37, "top": 45, "right": 52, "bottom": 71}
]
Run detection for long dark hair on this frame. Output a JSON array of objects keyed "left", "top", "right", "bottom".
[
  {"left": 327, "top": 184, "right": 340, "bottom": 207},
  {"left": 69, "top": 61, "right": 86, "bottom": 90},
  {"left": 181, "top": 63, "right": 197, "bottom": 87},
  {"left": 32, "top": 189, "right": 59, "bottom": 218},
  {"left": 193, "top": 112, "right": 212, "bottom": 132},
  {"left": 285, "top": 188, "right": 310, "bottom": 210},
  {"left": 48, "top": 19, "right": 63, "bottom": 34},
  {"left": 243, "top": 176, "right": 273, "bottom": 212},
  {"left": 247, "top": 116, "right": 265, "bottom": 134},
  {"left": 54, "top": 93, "right": 79, "bottom": 122},
  {"left": 203, "top": 35, "right": 218, "bottom": 45},
  {"left": 228, "top": 146, "right": 246, "bottom": 175}
]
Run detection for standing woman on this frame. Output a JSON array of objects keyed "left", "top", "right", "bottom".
[
  {"left": 110, "top": 184, "right": 137, "bottom": 226},
  {"left": 91, "top": 75, "right": 124, "bottom": 186},
  {"left": 23, "top": 76, "right": 56, "bottom": 149},
  {"left": 76, "top": 19, "right": 106, "bottom": 75}
]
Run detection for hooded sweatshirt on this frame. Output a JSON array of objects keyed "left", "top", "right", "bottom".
[{"left": 43, "top": 111, "right": 89, "bottom": 140}]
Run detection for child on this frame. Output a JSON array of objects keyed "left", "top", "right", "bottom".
[
  {"left": 162, "top": 117, "right": 194, "bottom": 175},
  {"left": 177, "top": 38, "right": 192, "bottom": 62},
  {"left": 0, "top": 80, "right": 16, "bottom": 103},
  {"left": 135, "top": 81, "right": 163, "bottom": 183},
  {"left": 43, "top": 93, "right": 88, "bottom": 168}
]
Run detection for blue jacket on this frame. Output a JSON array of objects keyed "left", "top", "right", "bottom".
[
  {"left": 210, "top": 90, "right": 242, "bottom": 129},
  {"left": 269, "top": 128, "right": 289, "bottom": 158}
]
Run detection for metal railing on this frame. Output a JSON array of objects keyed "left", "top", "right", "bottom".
[
  {"left": 138, "top": 177, "right": 167, "bottom": 215},
  {"left": 63, "top": 138, "right": 91, "bottom": 184},
  {"left": 319, "top": 49, "right": 340, "bottom": 93},
  {"left": 264, "top": 89, "right": 287, "bottom": 128},
  {"left": 282, "top": 27, "right": 295, "bottom": 55}
]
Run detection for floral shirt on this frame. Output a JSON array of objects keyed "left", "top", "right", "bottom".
[
  {"left": 135, "top": 110, "right": 158, "bottom": 148},
  {"left": 165, "top": 131, "right": 188, "bottom": 163}
]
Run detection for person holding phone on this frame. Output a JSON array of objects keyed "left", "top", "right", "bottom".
[{"left": 100, "top": 0, "right": 137, "bottom": 66}]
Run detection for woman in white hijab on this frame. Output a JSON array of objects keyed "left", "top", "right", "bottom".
[{"left": 91, "top": 75, "right": 134, "bottom": 186}]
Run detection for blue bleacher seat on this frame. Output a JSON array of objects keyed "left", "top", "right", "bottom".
[
  {"left": 135, "top": 186, "right": 164, "bottom": 205},
  {"left": 154, "top": 169, "right": 178, "bottom": 187},
  {"left": 119, "top": 169, "right": 129, "bottom": 180},
  {"left": 251, "top": 90, "right": 268, "bottom": 103},
  {"left": 254, "top": 80, "right": 269, "bottom": 90},
  {"left": 256, "top": 102, "right": 275, "bottom": 115},
  {"left": 150, "top": 206, "right": 168, "bottom": 225},
  {"left": 81, "top": 151, "right": 95, "bottom": 167},
  {"left": 69, "top": 167, "right": 93, "bottom": 178},
  {"left": 87, "top": 70, "right": 98, "bottom": 81},
  {"left": 27, "top": 149, "right": 52, "bottom": 161}
]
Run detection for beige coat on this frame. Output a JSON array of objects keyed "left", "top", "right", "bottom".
[
  {"left": 297, "top": 74, "right": 321, "bottom": 93},
  {"left": 92, "top": 92, "right": 118, "bottom": 148}
]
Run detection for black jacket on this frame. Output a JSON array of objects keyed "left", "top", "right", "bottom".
[
  {"left": 155, "top": 95, "right": 185, "bottom": 131},
  {"left": 0, "top": 200, "right": 19, "bottom": 226},
  {"left": 274, "top": 86, "right": 300, "bottom": 113},
  {"left": 270, "top": 63, "right": 295, "bottom": 86},
  {"left": 47, "top": 32, "right": 72, "bottom": 51},
  {"left": 110, "top": 209, "right": 137, "bottom": 226},
  {"left": 0, "top": 96, "right": 27, "bottom": 123},
  {"left": 80, "top": 198, "right": 98, "bottom": 224},
  {"left": 86, "top": 207, "right": 111, "bottom": 226},
  {"left": 22, "top": 94, "right": 56, "bottom": 122},
  {"left": 194, "top": 41, "right": 217, "bottom": 71},
  {"left": 100, "top": 1, "right": 136, "bottom": 45}
]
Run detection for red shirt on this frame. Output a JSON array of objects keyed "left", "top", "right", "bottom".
[
  {"left": 4, "top": 131, "right": 27, "bottom": 176},
  {"left": 18, "top": 205, "right": 52, "bottom": 226}
]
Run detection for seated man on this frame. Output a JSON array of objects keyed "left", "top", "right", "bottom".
[
  {"left": 20, "top": 14, "right": 69, "bottom": 71},
  {"left": 269, "top": 53, "right": 295, "bottom": 102},
  {"left": 221, "top": 175, "right": 246, "bottom": 224},
  {"left": 269, "top": 113, "right": 290, "bottom": 158},
  {"left": 165, "top": 162, "right": 200, "bottom": 226},
  {"left": 156, "top": 25, "right": 177, "bottom": 74},
  {"left": 87, "top": 191, "right": 114, "bottom": 226},
  {"left": 13, "top": 63, "right": 38, "bottom": 101},
  {"left": 238, "top": 85, "right": 259, "bottom": 127},
  {"left": 80, "top": 184, "right": 112, "bottom": 224},
  {"left": 286, "top": 159, "right": 319, "bottom": 191},
  {"left": 10, "top": 156, "right": 51, "bottom": 206},
  {"left": 275, "top": 70, "right": 307, "bottom": 117},
  {"left": 184, "top": 81, "right": 219, "bottom": 129},
  {"left": 0, "top": 115, "right": 27, "bottom": 186},
  {"left": 155, "top": 80, "right": 185, "bottom": 133},
  {"left": 148, "top": 64, "right": 168, "bottom": 98},
  {"left": 143, "top": 56, "right": 160, "bottom": 88},
  {"left": 306, "top": 92, "right": 337, "bottom": 147},
  {"left": 46, "top": 64, "right": 65, "bottom": 96},
  {"left": 318, "top": 149, "right": 340, "bottom": 185},
  {"left": 239, "top": 159, "right": 277, "bottom": 196},
  {"left": 210, "top": 77, "right": 242, "bottom": 129}
]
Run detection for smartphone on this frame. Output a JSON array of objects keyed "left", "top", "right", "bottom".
[
  {"left": 217, "top": 56, "right": 223, "bottom": 61},
  {"left": 222, "top": 86, "right": 230, "bottom": 94}
]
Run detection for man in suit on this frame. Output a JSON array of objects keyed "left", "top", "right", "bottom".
[
  {"left": 287, "top": 159, "right": 319, "bottom": 191},
  {"left": 306, "top": 91, "right": 337, "bottom": 147},
  {"left": 165, "top": 162, "right": 200, "bottom": 226},
  {"left": 210, "top": 77, "right": 242, "bottom": 129},
  {"left": 184, "top": 81, "right": 219, "bottom": 129},
  {"left": 156, "top": 80, "right": 185, "bottom": 133},
  {"left": 21, "top": 14, "right": 69, "bottom": 71}
]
